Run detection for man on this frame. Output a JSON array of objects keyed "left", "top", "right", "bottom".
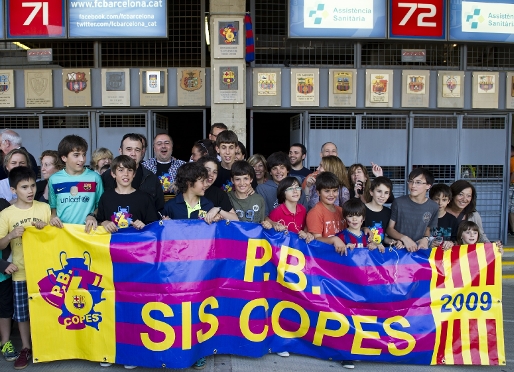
[
  {"left": 102, "top": 133, "right": 164, "bottom": 212},
  {"left": 288, "top": 143, "right": 311, "bottom": 183},
  {"left": 302, "top": 142, "right": 339, "bottom": 188},
  {"left": 142, "top": 133, "right": 185, "bottom": 201},
  {"left": 208, "top": 123, "right": 228, "bottom": 142},
  {"left": 0, "top": 129, "right": 38, "bottom": 180}
]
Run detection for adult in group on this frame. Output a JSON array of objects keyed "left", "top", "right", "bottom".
[
  {"left": 36, "top": 150, "right": 64, "bottom": 203},
  {"left": 102, "top": 133, "right": 164, "bottom": 212},
  {"left": 248, "top": 154, "right": 268, "bottom": 185},
  {"left": 142, "top": 133, "right": 185, "bottom": 200},
  {"left": 0, "top": 148, "right": 31, "bottom": 202},
  {"left": 446, "top": 179, "right": 502, "bottom": 249},
  {"left": 90, "top": 147, "right": 114, "bottom": 174},
  {"left": 302, "top": 142, "right": 338, "bottom": 189},
  {"left": 0, "top": 129, "right": 38, "bottom": 180},
  {"left": 208, "top": 123, "right": 228, "bottom": 142},
  {"left": 288, "top": 143, "right": 311, "bottom": 183}
]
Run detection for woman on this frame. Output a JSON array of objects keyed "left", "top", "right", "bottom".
[
  {"left": 91, "top": 148, "right": 113, "bottom": 174},
  {"left": 304, "top": 155, "right": 351, "bottom": 210},
  {"left": 0, "top": 148, "right": 32, "bottom": 202},
  {"left": 197, "top": 156, "right": 238, "bottom": 221},
  {"left": 190, "top": 139, "right": 216, "bottom": 162},
  {"left": 447, "top": 180, "right": 502, "bottom": 248},
  {"left": 248, "top": 154, "right": 268, "bottom": 185},
  {"left": 36, "top": 150, "right": 64, "bottom": 203}
]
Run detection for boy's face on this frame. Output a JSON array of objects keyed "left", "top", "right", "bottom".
[
  {"left": 270, "top": 164, "right": 288, "bottom": 184},
  {"left": 112, "top": 165, "right": 135, "bottom": 187},
  {"left": 432, "top": 193, "right": 450, "bottom": 211},
  {"left": 11, "top": 179, "right": 36, "bottom": 203},
  {"left": 217, "top": 143, "right": 236, "bottom": 166},
  {"left": 408, "top": 175, "right": 431, "bottom": 197},
  {"left": 346, "top": 214, "right": 364, "bottom": 230},
  {"left": 369, "top": 184, "right": 390, "bottom": 205},
  {"left": 319, "top": 188, "right": 338, "bottom": 206},
  {"left": 232, "top": 174, "right": 252, "bottom": 194},
  {"left": 190, "top": 177, "right": 207, "bottom": 196},
  {"left": 284, "top": 183, "right": 301, "bottom": 203},
  {"left": 62, "top": 149, "right": 86, "bottom": 175}
]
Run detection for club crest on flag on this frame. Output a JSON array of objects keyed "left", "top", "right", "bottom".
[
  {"left": 180, "top": 70, "right": 202, "bottom": 91},
  {"left": 220, "top": 24, "right": 238, "bottom": 44},
  {"left": 66, "top": 72, "right": 87, "bottom": 94},
  {"left": 0, "top": 74, "right": 10, "bottom": 93},
  {"left": 37, "top": 252, "right": 105, "bottom": 330}
]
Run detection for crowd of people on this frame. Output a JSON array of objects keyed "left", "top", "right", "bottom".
[{"left": 0, "top": 125, "right": 504, "bottom": 370}]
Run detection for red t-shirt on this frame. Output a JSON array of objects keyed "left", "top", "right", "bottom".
[
  {"left": 306, "top": 202, "right": 344, "bottom": 238},
  {"left": 268, "top": 203, "right": 307, "bottom": 233}
]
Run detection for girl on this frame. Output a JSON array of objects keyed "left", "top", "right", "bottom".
[
  {"left": 0, "top": 149, "right": 31, "bottom": 202},
  {"left": 268, "top": 177, "right": 314, "bottom": 243},
  {"left": 248, "top": 154, "right": 268, "bottom": 184},
  {"left": 348, "top": 163, "right": 372, "bottom": 203},
  {"left": 305, "top": 156, "right": 350, "bottom": 210},
  {"left": 235, "top": 141, "right": 247, "bottom": 161},
  {"left": 36, "top": 150, "right": 64, "bottom": 203},
  {"left": 457, "top": 221, "right": 481, "bottom": 245},
  {"left": 190, "top": 139, "right": 216, "bottom": 162}
]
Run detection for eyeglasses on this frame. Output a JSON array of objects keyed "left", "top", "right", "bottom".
[
  {"left": 285, "top": 186, "right": 302, "bottom": 192},
  {"left": 408, "top": 180, "right": 427, "bottom": 186}
]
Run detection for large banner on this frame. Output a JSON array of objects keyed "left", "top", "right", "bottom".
[{"left": 24, "top": 221, "right": 504, "bottom": 368}]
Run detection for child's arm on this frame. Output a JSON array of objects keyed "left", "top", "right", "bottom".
[
  {"left": 2, "top": 263, "right": 17, "bottom": 275},
  {"left": 417, "top": 228, "right": 431, "bottom": 249},
  {"left": 101, "top": 221, "right": 118, "bottom": 233},
  {"left": 299, "top": 229, "right": 314, "bottom": 243},
  {"left": 265, "top": 216, "right": 287, "bottom": 231},
  {"left": 31, "top": 221, "right": 47, "bottom": 229},
  {"left": 132, "top": 220, "right": 145, "bottom": 230},
  {"left": 50, "top": 208, "right": 63, "bottom": 228},
  {"left": 386, "top": 220, "right": 418, "bottom": 251},
  {"left": 0, "top": 226, "right": 24, "bottom": 250},
  {"left": 84, "top": 209, "right": 98, "bottom": 233},
  {"left": 313, "top": 234, "right": 347, "bottom": 255}
]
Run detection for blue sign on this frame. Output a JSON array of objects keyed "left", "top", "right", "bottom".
[
  {"left": 68, "top": 0, "right": 167, "bottom": 38},
  {"left": 449, "top": 0, "right": 514, "bottom": 42},
  {"left": 289, "top": 0, "right": 386, "bottom": 38}
]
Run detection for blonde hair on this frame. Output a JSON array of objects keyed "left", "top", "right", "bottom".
[
  {"left": 248, "top": 154, "right": 269, "bottom": 182},
  {"left": 321, "top": 155, "right": 350, "bottom": 190},
  {"left": 91, "top": 147, "right": 113, "bottom": 171},
  {"left": 3, "top": 148, "right": 31, "bottom": 172}
]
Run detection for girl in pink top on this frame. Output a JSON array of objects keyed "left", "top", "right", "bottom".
[{"left": 268, "top": 177, "right": 314, "bottom": 243}]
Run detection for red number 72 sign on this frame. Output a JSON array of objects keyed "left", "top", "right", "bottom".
[
  {"left": 7, "top": 0, "right": 65, "bottom": 38},
  {"left": 390, "top": 0, "right": 446, "bottom": 39}
]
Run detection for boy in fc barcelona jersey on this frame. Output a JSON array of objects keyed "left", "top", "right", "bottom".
[{"left": 338, "top": 198, "right": 383, "bottom": 252}]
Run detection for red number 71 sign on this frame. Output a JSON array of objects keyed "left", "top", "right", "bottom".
[
  {"left": 7, "top": 0, "right": 65, "bottom": 38},
  {"left": 390, "top": 0, "right": 446, "bottom": 39}
]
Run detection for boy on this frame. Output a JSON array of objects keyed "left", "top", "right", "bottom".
[
  {"left": 306, "top": 172, "right": 346, "bottom": 254},
  {"left": 228, "top": 161, "right": 266, "bottom": 223},
  {"left": 364, "top": 177, "right": 394, "bottom": 247},
  {"left": 386, "top": 168, "right": 439, "bottom": 252},
  {"left": 212, "top": 131, "right": 257, "bottom": 191},
  {"left": 339, "top": 199, "right": 382, "bottom": 252},
  {"left": 0, "top": 167, "right": 50, "bottom": 369},
  {"left": 163, "top": 162, "right": 217, "bottom": 223},
  {"left": 429, "top": 184, "right": 458, "bottom": 250},
  {"left": 97, "top": 155, "right": 159, "bottom": 233},
  {"left": 49, "top": 135, "right": 104, "bottom": 232},
  {"left": 256, "top": 152, "right": 307, "bottom": 216}
]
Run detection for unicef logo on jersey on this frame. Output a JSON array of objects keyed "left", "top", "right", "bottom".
[{"left": 37, "top": 252, "right": 105, "bottom": 330}]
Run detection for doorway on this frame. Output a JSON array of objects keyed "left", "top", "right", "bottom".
[{"left": 252, "top": 112, "right": 301, "bottom": 158}]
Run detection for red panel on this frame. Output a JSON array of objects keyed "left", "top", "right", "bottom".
[
  {"left": 8, "top": 0, "right": 64, "bottom": 37},
  {"left": 390, "top": 0, "right": 445, "bottom": 38}
]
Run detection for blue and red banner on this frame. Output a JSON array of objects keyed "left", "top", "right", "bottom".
[{"left": 23, "top": 220, "right": 505, "bottom": 368}]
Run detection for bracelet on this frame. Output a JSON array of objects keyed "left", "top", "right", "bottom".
[{"left": 216, "top": 207, "right": 222, "bottom": 215}]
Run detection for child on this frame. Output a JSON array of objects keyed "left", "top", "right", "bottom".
[
  {"left": 228, "top": 161, "right": 267, "bottom": 223},
  {"left": 97, "top": 156, "right": 159, "bottom": 233},
  {"left": 163, "top": 162, "right": 219, "bottom": 224},
  {"left": 457, "top": 221, "right": 480, "bottom": 245},
  {"left": 306, "top": 172, "right": 346, "bottom": 254},
  {"left": 268, "top": 177, "right": 313, "bottom": 243},
  {"left": 0, "top": 167, "right": 50, "bottom": 369},
  {"left": 212, "top": 131, "right": 257, "bottom": 191},
  {"left": 387, "top": 168, "right": 439, "bottom": 252},
  {"left": 257, "top": 152, "right": 307, "bottom": 216},
  {"left": 364, "top": 177, "right": 395, "bottom": 249},
  {"left": 338, "top": 199, "right": 382, "bottom": 252},
  {"left": 49, "top": 135, "right": 104, "bottom": 232},
  {"left": 429, "top": 184, "right": 458, "bottom": 250}
]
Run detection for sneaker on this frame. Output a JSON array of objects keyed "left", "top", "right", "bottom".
[
  {"left": 276, "top": 351, "right": 290, "bottom": 357},
  {"left": 1, "top": 340, "right": 18, "bottom": 362},
  {"left": 342, "top": 360, "right": 355, "bottom": 369},
  {"left": 100, "top": 362, "right": 112, "bottom": 367},
  {"left": 193, "top": 357, "right": 206, "bottom": 370},
  {"left": 13, "top": 348, "right": 31, "bottom": 370},
  {"left": 124, "top": 366, "right": 137, "bottom": 370}
]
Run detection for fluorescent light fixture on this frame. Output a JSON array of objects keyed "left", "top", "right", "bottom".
[
  {"left": 13, "top": 42, "right": 30, "bottom": 50},
  {"left": 204, "top": 16, "right": 210, "bottom": 46}
]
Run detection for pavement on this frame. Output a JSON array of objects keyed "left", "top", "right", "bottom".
[{"left": 1, "top": 241, "right": 514, "bottom": 372}]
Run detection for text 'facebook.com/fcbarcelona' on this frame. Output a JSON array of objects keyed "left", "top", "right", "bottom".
[{"left": 70, "top": 0, "right": 163, "bottom": 8}]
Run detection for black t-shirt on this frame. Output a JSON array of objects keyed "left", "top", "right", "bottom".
[
  {"left": 212, "top": 165, "right": 258, "bottom": 191},
  {"left": 289, "top": 167, "right": 311, "bottom": 179},
  {"left": 97, "top": 189, "right": 159, "bottom": 228},
  {"left": 204, "top": 186, "right": 233, "bottom": 212},
  {"left": 431, "top": 212, "right": 459, "bottom": 241},
  {"left": 364, "top": 205, "right": 392, "bottom": 245}
]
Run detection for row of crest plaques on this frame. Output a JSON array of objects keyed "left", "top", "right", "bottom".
[
  {"left": 0, "top": 68, "right": 206, "bottom": 108},
  {"left": 253, "top": 69, "right": 514, "bottom": 109}
]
